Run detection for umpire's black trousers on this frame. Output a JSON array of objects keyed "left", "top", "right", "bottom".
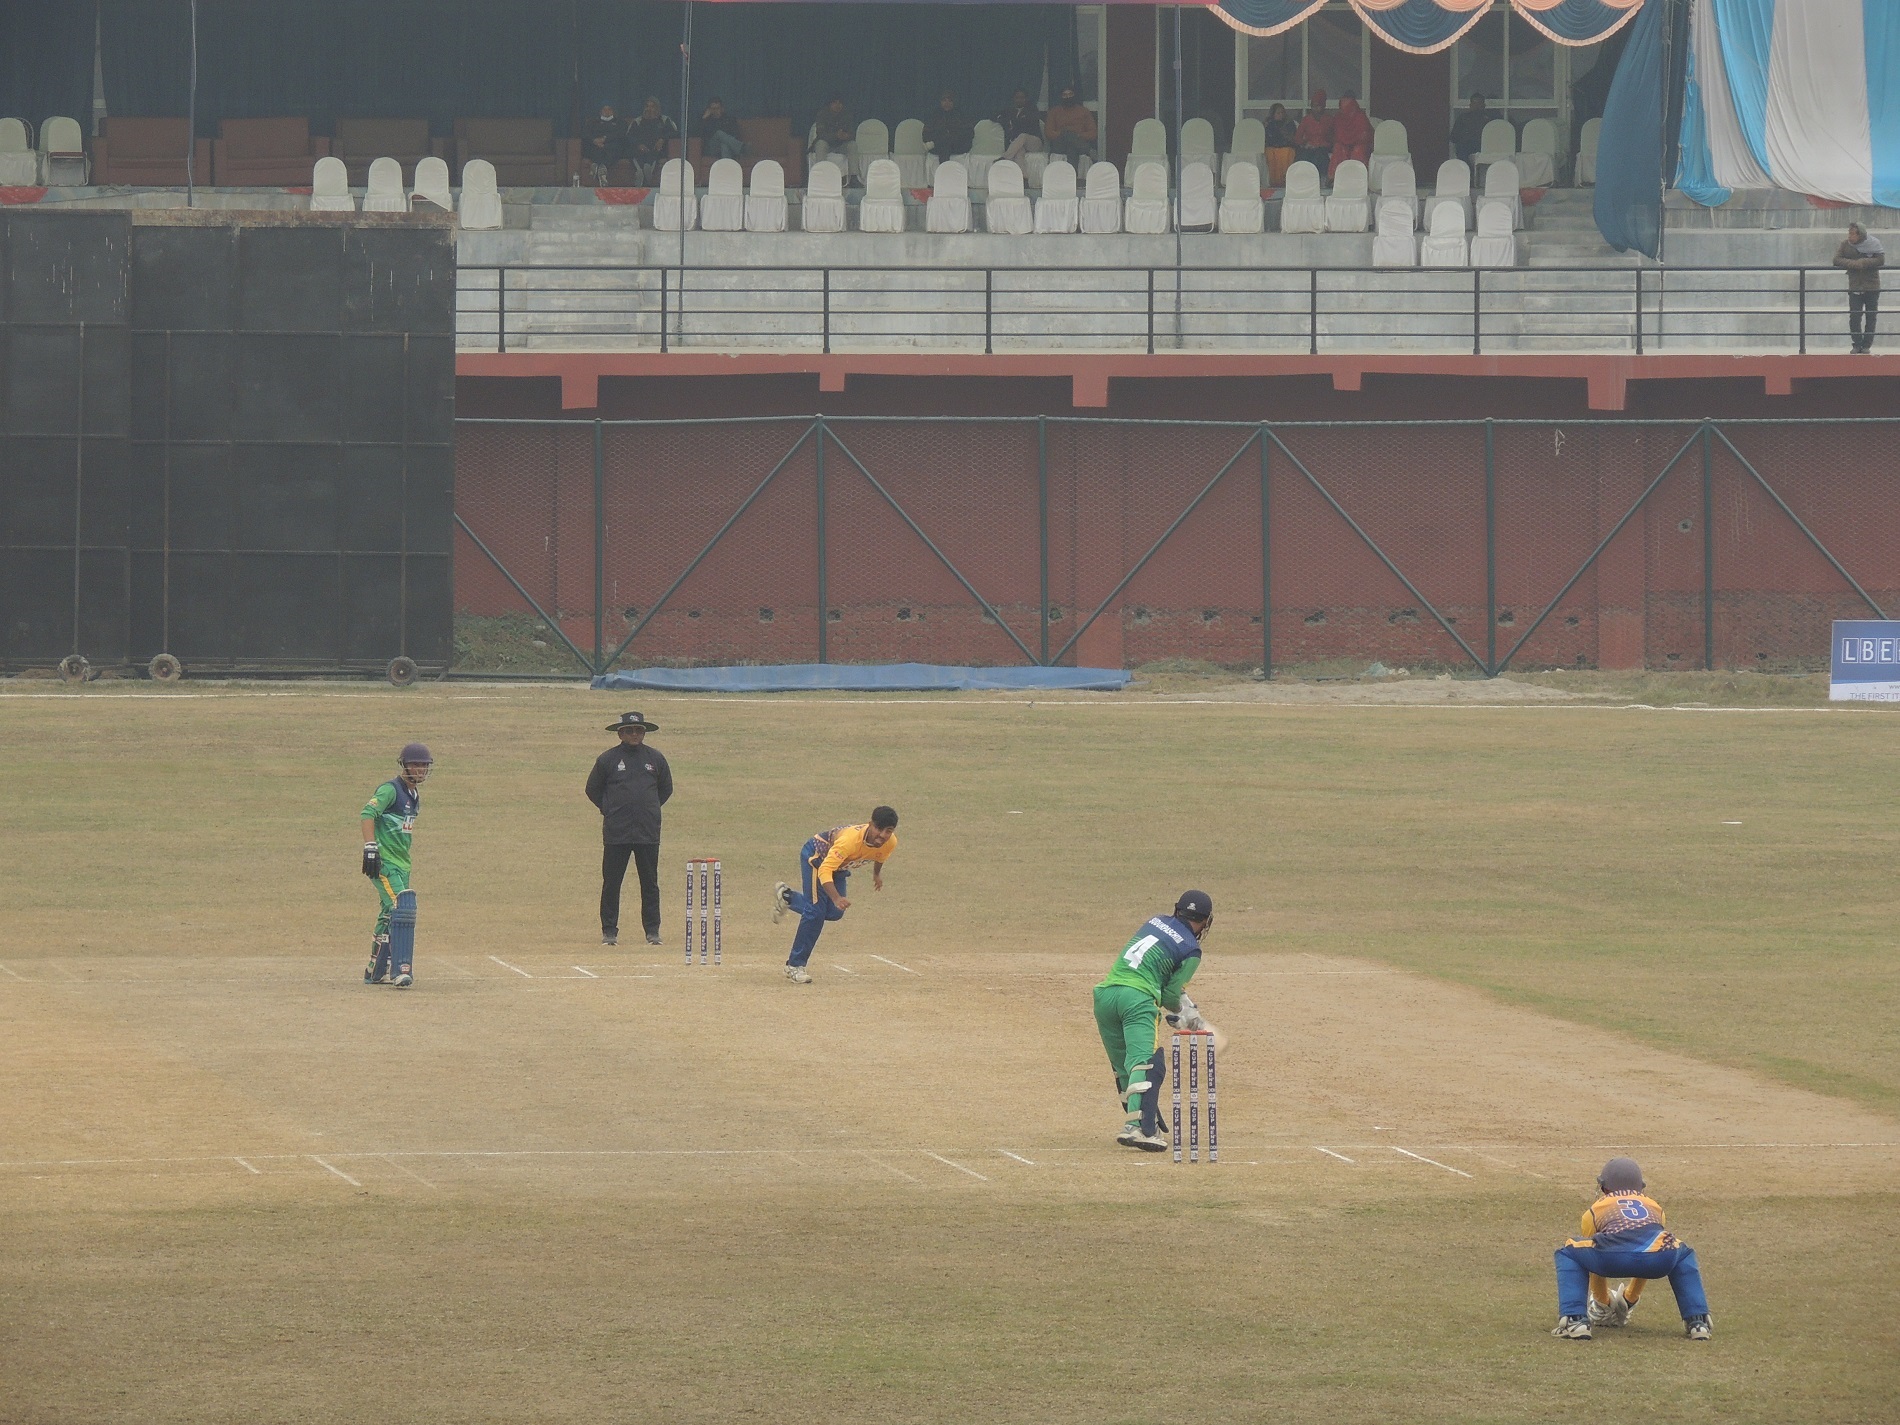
[{"left": 602, "top": 842, "right": 661, "bottom": 935}]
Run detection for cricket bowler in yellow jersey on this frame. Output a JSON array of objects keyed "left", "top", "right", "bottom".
[{"left": 771, "top": 806, "right": 898, "bottom": 983}]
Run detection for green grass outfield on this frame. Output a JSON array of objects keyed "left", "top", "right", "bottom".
[{"left": 1, "top": 677, "right": 1896, "bottom": 1423}]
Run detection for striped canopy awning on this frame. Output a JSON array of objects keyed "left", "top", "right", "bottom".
[{"left": 1213, "top": 0, "right": 1642, "bottom": 47}]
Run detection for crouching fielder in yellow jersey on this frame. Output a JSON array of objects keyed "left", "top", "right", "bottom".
[
  {"left": 771, "top": 806, "right": 898, "bottom": 984},
  {"left": 1551, "top": 1157, "right": 1713, "bottom": 1341}
]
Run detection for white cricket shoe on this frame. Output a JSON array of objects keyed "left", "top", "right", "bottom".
[
  {"left": 1550, "top": 1316, "right": 1592, "bottom": 1340},
  {"left": 1685, "top": 1314, "right": 1712, "bottom": 1341},
  {"left": 1116, "top": 1122, "right": 1169, "bottom": 1152},
  {"left": 772, "top": 882, "right": 793, "bottom": 924},
  {"left": 783, "top": 964, "right": 812, "bottom": 984}
]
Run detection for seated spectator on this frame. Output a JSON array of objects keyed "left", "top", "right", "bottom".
[
  {"left": 582, "top": 104, "right": 628, "bottom": 185},
  {"left": 1451, "top": 93, "right": 1491, "bottom": 165},
  {"left": 1262, "top": 102, "right": 1296, "bottom": 187},
  {"left": 811, "top": 95, "right": 856, "bottom": 165},
  {"left": 1044, "top": 85, "right": 1096, "bottom": 165},
  {"left": 627, "top": 97, "right": 678, "bottom": 185},
  {"left": 1330, "top": 92, "right": 1372, "bottom": 180},
  {"left": 696, "top": 97, "right": 744, "bottom": 164},
  {"left": 924, "top": 89, "right": 973, "bottom": 159},
  {"left": 998, "top": 88, "right": 1043, "bottom": 165},
  {"left": 1293, "top": 90, "right": 1334, "bottom": 174}
]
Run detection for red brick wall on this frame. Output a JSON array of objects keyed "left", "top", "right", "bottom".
[{"left": 454, "top": 379, "right": 1900, "bottom": 673}]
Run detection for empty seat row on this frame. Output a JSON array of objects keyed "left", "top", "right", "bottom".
[
  {"left": 309, "top": 154, "right": 458, "bottom": 215},
  {"left": 0, "top": 118, "right": 88, "bottom": 184}
]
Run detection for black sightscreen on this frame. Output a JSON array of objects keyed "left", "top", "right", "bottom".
[{"left": 1, "top": 212, "right": 454, "bottom": 673}]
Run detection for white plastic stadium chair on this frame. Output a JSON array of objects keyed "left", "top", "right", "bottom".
[
  {"left": 1216, "top": 161, "right": 1263, "bottom": 235},
  {"left": 458, "top": 158, "right": 501, "bottom": 228},
  {"left": 892, "top": 118, "right": 936, "bottom": 188},
  {"left": 801, "top": 160, "right": 846, "bottom": 233},
  {"left": 1474, "top": 117, "right": 1516, "bottom": 176},
  {"left": 1483, "top": 158, "right": 1522, "bottom": 230},
  {"left": 1224, "top": 117, "right": 1265, "bottom": 187},
  {"left": 1278, "top": 160, "right": 1325, "bottom": 234},
  {"left": 0, "top": 119, "right": 37, "bottom": 185},
  {"left": 1123, "top": 160, "right": 1170, "bottom": 235},
  {"left": 853, "top": 118, "right": 889, "bottom": 183},
  {"left": 1419, "top": 199, "right": 1469, "bottom": 268},
  {"left": 1468, "top": 198, "right": 1518, "bottom": 268},
  {"left": 1178, "top": 160, "right": 1216, "bottom": 231},
  {"left": 363, "top": 156, "right": 408, "bottom": 212},
  {"left": 984, "top": 159, "right": 1033, "bottom": 235},
  {"left": 701, "top": 157, "right": 746, "bottom": 231},
  {"left": 653, "top": 158, "right": 697, "bottom": 231},
  {"left": 1130, "top": 117, "right": 1168, "bottom": 169},
  {"left": 1367, "top": 118, "right": 1409, "bottom": 192},
  {"left": 925, "top": 159, "right": 971, "bottom": 233},
  {"left": 1371, "top": 197, "right": 1418, "bottom": 268},
  {"left": 745, "top": 159, "right": 788, "bottom": 232},
  {"left": 1180, "top": 117, "right": 1216, "bottom": 174},
  {"left": 1078, "top": 160, "right": 1122, "bottom": 234},
  {"left": 310, "top": 155, "right": 356, "bottom": 212},
  {"left": 1380, "top": 161, "right": 1418, "bottom": 226},
  {"left": 1576, "top": 116, "right": 1602, "bottom": 187},
  {"left": 1034, "top": 158, "right": 1079, "bottom": 233},
  {"left": 857, "top": 158, "right": 906, "bottom": 232},
  {"left": 1517, "top": 118, "right": 1557, "bottom": 188},
  {"left": 963, "top": 119, "right": 1005, "bottom": 190},
  {"left": 1324, "top": 158, "right": 1369, "bottom": 232},
  {"left": 411, "top": 155, "right": 453, "bottom": 212},
  {"left": 1425, "top": 158, "right": 1472, "bottom": 231},
  {"left": 38, "top": 116, "right": 88, "bottom": 185}
]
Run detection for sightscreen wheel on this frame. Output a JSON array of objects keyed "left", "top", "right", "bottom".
[
  {"left": 58, "top": 654, "right": 91, "bottom": 683},
  {"left": 386, "top": 656, "right": 420, "bottom": 687},
  {"left": 148, "top": 653, "right": 183, "bottom": 683}
]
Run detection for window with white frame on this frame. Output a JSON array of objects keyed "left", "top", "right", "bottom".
[
  {"left": 1241, "top": 2, "right": 1370, "bottom": 117},
  {"left": 1453, "top": 11, "right": 1559, "bottom": 121}
]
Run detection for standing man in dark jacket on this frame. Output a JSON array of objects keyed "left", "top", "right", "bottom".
[
  {"left": 1835, "top": 224, "right": 1884, "bottom": 353},
  {"left": 586, "top": 711, "right": 673, "bottom": 946}
]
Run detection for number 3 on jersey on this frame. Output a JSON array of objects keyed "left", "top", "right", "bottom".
[{"left": 1122, "top": 934, "right": 1160, "bottom": 969}]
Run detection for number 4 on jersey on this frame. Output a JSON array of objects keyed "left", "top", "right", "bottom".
[{"left": 1122, "top": 934, "right": 1160, "bottom": 969}]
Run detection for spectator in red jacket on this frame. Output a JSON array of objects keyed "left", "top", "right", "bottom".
[
  {"left": 1330, "top": 92, "right": 1373, "bottom": 180},
  {"left": 1293, "top": 90, "right": 1334, "bottom": 174}
]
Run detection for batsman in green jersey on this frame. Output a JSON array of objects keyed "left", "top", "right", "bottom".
[
  {"left": 1093, "top": 890, "right": 1213, "bottom": 1151},
  {"left": 360, "top": 742, "right": 432, "bottom": 988}
]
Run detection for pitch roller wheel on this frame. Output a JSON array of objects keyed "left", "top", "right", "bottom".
[
  {"left": 386, "top": 656, "right": 420, "bottom": 687},
  {"left": 148, "top": 653, "right": 184, "bottom": 683},
  {"left": 57, "top": 654, "right": 91, "bottom": 683}
]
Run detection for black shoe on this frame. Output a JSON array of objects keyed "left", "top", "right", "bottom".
[
  {"left": 602, "top": 929, "right": 618, "bottom": 946},
  {"left": 645, "top": 932, "right": 663, "bottom": 946}
]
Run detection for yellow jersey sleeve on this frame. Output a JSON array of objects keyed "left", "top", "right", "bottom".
[{"left": 815, "top": 825, "right": 896, "bottom": 886}]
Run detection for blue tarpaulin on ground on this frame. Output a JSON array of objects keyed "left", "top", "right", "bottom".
[{"left": 592, "top": 663, "right": 1132, "bottom": 693}]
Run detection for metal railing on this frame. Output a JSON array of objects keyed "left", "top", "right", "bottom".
[{"left": 455, "top": 264, "right": 1870, "bottom": 356}]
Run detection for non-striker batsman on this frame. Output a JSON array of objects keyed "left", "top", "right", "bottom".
[{"left": 360, "top": 743, "right": 431, "bottom": 988}]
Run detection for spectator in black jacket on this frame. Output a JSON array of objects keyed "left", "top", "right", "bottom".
[
  {"left": 586, "top": 711, "right": 674, "bottom": 946},
  {"left": 924, "top": 90, "right": 974, "bottom": 161},
  {"left": 697, "top": 97, "right": 744, "bottom": 164},
  {"left": 998, "top": 88, "right": 1043, "bottom": 165},
  {"left": 582, "top": 104, "right": 628, "bottom": 185},
  {"left": 627, "top": 97, "right": 679, "bottom": 185}
]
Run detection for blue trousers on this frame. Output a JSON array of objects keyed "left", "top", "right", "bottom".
[
  {"left": 784, "top": 836, "right": 848, "bottom": 967},
  {"left": 1555, "top": 1244, "right": 1709, "bottom": 1319}
]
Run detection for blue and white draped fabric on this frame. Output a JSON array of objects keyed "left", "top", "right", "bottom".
[
  {"left": 1216, "top": 0, "right": 1641, "bottom": 47},
  {"left": 1679, "top": 0, "right": 1900, "bottom": 208}
]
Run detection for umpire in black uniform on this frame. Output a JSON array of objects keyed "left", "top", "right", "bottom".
[{"left": 586, "top": 711, "right": 673, "bottom": 946}]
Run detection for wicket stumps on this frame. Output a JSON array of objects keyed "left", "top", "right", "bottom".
[
  {"left": 1170, "top": 1030, "right": 1218, "bottom": 1163},
  {"left": 685, "top": 858, "right": 722, "bottom": 965}
]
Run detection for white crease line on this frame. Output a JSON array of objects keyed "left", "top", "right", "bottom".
[
  {"left": 380, "top": 1155, "right": 439, "bottom": 1189},
  {"left": 234, "top": 1157, "right": 261, "bottom": 1175},
  {"left": 310, "top": 1155, "right": 362, "bottom": 1187},
  {"left": 572, "top": 966, "right": 599, "bottom": 978},
  {"left": 1315, "top": 1146, "right": 1355, "bottom": 1164},
  {"left": 858, "top": 1151, "right": 923, "bottom": 1184},
  {"left": 1393, "top": 1146, "right": 1473, "bottom": 1178},
  {"left": 1460, "top": 1148, "right": 1549, "bottom": 1180},
  {"left": 440, "top": 961, "right": 478, "bottom": 978},
  {"left": 921, "top": 1151, "right": 990, "bottom": 1181},
  {"left": 834, "top": 964, "right": 856, "bottom": 974},
  {"left": 489, "top": 956, "right": 533, "bottom": 978},
  {"left": 0, "top": 964, "right": 27, "bottom": 980},
  {"left": 997, "top": 1149, "right": 1036, "bottom": 1166},
  {"left": 869, "top": 954, "right": 919, "bottom": 975}
]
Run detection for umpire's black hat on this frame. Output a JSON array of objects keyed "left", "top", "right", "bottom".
[{"left": 607, "top": 710, "right": 659, "bottom": 732}]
